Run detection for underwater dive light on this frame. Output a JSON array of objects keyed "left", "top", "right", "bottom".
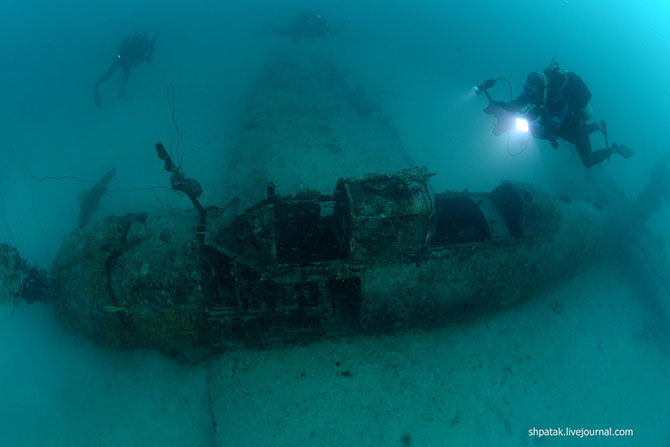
[
  {"left": 473, "top": 78, "right": 496, "bottom": 96},
  {"left": 515, "top": 116, "right": 529, "bottom": 133}
]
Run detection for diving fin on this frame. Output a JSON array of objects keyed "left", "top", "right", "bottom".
[{"left": 612, "top": 142, "right": 634, "bottom": 159}]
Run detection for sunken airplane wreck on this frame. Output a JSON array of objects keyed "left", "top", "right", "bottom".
[
  {"left": 48, "top": 153, "right": 620, "bottom": 361},
  {"left": 2, "top": 147, "right": 667, "bottom": 361}
]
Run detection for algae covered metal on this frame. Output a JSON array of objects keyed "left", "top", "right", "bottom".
[
  {"left": 48, "top": 166, "right": 615, "bottom": 360},
  {"left": 1, "top": 242, "right": 48, "bottom": 305},
  {"left": 222, "top": 51, "right": 414, "bottom": 210}
]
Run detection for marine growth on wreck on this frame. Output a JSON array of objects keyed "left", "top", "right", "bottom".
[{"left": 1, "top": 52, "right": 668, "bottom": 363}]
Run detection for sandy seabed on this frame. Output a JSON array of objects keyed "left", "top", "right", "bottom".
[{"left": 1, "top": 261, "right": 668, "bottom": 447}]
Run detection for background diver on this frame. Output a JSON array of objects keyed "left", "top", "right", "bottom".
[
  {"left": 266, "top": 10, "right": 351, "bottom": 41},
  {"left": 482, "top": 60, "right": 634, "bottom": 167},
  {"left": 94, "top": 30, "right": 159, "bottom": 107}
]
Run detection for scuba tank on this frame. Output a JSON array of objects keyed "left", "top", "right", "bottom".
[{"left": 544, "top": 59, "right": 592, "bottom": 117}]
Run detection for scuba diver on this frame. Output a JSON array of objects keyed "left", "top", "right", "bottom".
[
  {"left": 94, "top": 30, "right": 159, "bottom": 107},
  {"left": 267, "top": 10, "right": 351, "bottom": 41},
  {"left": 480, "top": 60, "right": 634, "bottom": 167}
]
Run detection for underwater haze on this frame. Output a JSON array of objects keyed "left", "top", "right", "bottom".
[{"left": 1, "top": 0, "right": 669, "bottom": 445}]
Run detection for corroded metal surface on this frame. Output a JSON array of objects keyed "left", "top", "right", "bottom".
[{"left": 48, "top": 167, "right": 616, "bottom": 361}]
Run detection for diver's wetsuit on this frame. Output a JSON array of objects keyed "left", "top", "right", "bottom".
[
  {"left": 556, "top": 112, "right": 612, "bottom": 167},
  {"left": 503, "top": 69, "right": 618, "bottom": 168},
  {"left": 94, "top": 31, "right": 158, "bottom": 106}
]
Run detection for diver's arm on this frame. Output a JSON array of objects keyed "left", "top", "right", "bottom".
[
  {"left": 506, "top": 88, "right": 536, "bottom": 111},
  {"left": 487, "top": 92, "right": 530, "bottom": 117}
]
